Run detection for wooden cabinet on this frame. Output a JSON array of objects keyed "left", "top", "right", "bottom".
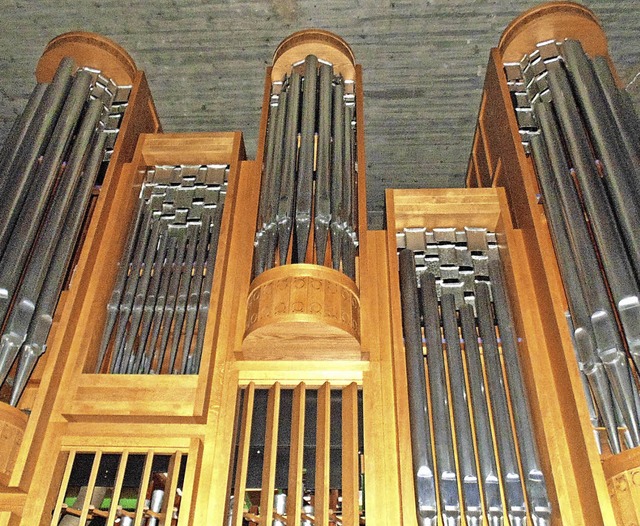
[{"left": 1, "top": 3, "right": 638, "bottom": 525}]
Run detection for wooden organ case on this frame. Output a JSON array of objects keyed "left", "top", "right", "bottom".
[{"left": 0, "top": 2, "right": 638, "bottom": 525}]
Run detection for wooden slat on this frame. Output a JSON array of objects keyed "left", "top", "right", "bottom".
[
  {"left": 232, "top": 383, "right": 256, "bottom": 526},
  {"left": 286, "top": 382, "right": 306, "bottom": 526},
  {"left": 342, "top": 383, "right": 359, "bottom": 526},
  {"left": 133, "top": 452, "right": 155, "bottom": 526},
  {"left": 258, "top": 383, "right": 281, "bottom": 526},
  {"left": 50, "top": 450, "right": 76, "bottom": 525},
  {"left": 78, "top": 450, "right": 103, "bottom": 524},
  {"left": 106, "top": 451, "right": 129, "bottom": 525},
  {"left": 160, "top": 452, "right": 182, "bottom": 526},
  {"left": 177, "top": 439, "right": 201, "bottom": 526},
  {"left": 314, "top": 382, "right": 331, "bottom": 526}
]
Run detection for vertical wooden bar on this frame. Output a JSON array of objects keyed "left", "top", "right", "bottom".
[
  {"left": 50, "top": 450, "right": 76, "bottom": 525},
  {"left": 258, "top": 383, "right": 281, "bottom": 526},
  {"left": 106, "top": 451, "right": 129, "bottom": 525},
  {"left": 178, "top": 439, "right": 201, "bottom": 526},
  {"left": 286, "top": 382, "right": 306, "bottom": 526},
  {"left": 314, "top": 382, "right": 331, "bottom": 526},
  {"left": 77, "top": 450, "right": 102, "bottom": 524},
  {"left": 133, "top": 452, "right": 155, "bottom": 526},
  {"left": 160, "top": 452, "right": 182, "bottom": 526},
  {"left": 232, "top": 382, "right": 256, "bottom": 526},
  {"left": 342, "top": 382, "right": 359, "bottom": 526}
]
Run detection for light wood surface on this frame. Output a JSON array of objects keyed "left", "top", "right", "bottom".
[
  {"left": 242, "top": 264, "right": 362, "bottom": 360},
  {"left": 498, "top": 2, "right": 608, "bottom": 62},
  {"left": 272, "top": 29, "right": 356, "bottom": 82},
  {"left": 0, "top": 406, "right": 27, "bottom": 486},
  {"left": 35, "top": 31, "right": 137, "bottom": 85}
]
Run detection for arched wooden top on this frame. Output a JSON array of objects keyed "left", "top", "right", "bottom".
[
  {"left": 498, "top": 1, "right": 609, "bottom": 62},
  {"left": 271, "top": 29, "right": 356, "bottom": 82},
  {"left": 35, "top": 31, "right": 138, "bottom": 86}
]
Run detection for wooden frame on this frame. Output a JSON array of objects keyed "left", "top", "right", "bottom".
[
  {"left": 386, "top": 187, "right": 610, "bottom": 524},
  {"left": 466, "top": 1, "right": 636, "bottom": 522}
]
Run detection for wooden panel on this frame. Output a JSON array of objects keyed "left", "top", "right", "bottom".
[
  {"left": 0, "top": 405, "right": 27, "bottom": 484},
  {"left": 314, "top": 382, "right": 331, "bottom": 526},
  {"left": 161, "top": 452, "right": 183, "bottom": 526},
  {"left": 341, "top": 383, "right": 359, "bottom": 526},
  {"left": 140, "top": 132, "right": 237, "bottom": 167},
  {"left": 258, "top": 383, "right": 280, "bottom": 526},
  {"left": 105, "top": 451, "right": 129, "bottom": 525},
  {"left": 391, "top": 188, "right": 504, "bottom": 232},
  {"left": 286, "top": 383, "right": 306, "bottom": 526},
  {"left": 35, "top": 32, "right": 138, "bottom": 86},
  {"left": 49, "top": 450, "right": 75, "bottom": 526},
  {"left": 66, "top": 375, "right": 199, "bottom": 419},
  {"left": 133, "top": 453, "right": 155, "bottom": 526},
  {"left": 498, "top": 2, "right": 609, "bottom": 62},
  {"left": 232, "top": 383, "right": 255, "bottom": 526},
  {"left": 0, "top": 512, "right": 19, "bottom": 526},
  {"left": 272, "top": 29, "right": 356, "bottom": 82},
  {"left": 386, "top": 186, "right": 604, "bottom": 524},
  {"left": 242, "top": 264, "right": 362, "bottom": 361},
  {"left": 77, "top": 451, "right": 102, "bottom": 524},
  {"left": 358, "top": 229, "right": 403, "bottom": 525}
]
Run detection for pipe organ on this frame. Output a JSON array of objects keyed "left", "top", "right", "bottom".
[{"left": 1, "top": 2, "right": 640, "bottom": 525}]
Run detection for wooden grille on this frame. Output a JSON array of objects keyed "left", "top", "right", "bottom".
[
  {"left": 227, "top": 382, "right": 365, "bottom": 526},
  {"left": 51, "top": 449, "right": 188, "bottom": 526}
]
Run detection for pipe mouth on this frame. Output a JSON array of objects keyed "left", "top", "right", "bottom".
[
  {"left": 36, "top": 31, "right": 138, "bottom": 86},
  {"left": 271, "top": 29, "right": 356, "bottom": 82},
  {"left": 497, "top": 1, "right": 607, "bottom": 62}
]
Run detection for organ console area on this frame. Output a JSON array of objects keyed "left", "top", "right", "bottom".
[{"left": 0, "top": 2, "right": 639, "bottom": 525}]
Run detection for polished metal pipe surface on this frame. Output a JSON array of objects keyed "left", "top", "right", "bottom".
[
  {"left": 561, "top": 41, "right": 640, "bottom": 272},
  {"left": 592, "top": 55, "right": 640, "bottom": 181},
  {"left": 191, "top": 205, "right": 223, "bottom": 374},
  {"left": 330, "top": 78, "right": 344, "bottom": 271},
  {"left": 534, "top": 96, "right": 640, "bottom": 444},
  {"left": 295, "top": 55, "right": 318, "bottom": 263},
  {"left": 10, "top": 124, "right": 107, "bottom": 404},
  {"left": 253, "top": 89, "right": 280, "bottom": 277},
  {"left": 529, "top": 130, "right": 620, "bottom": 453},
  {"left": 0, "top": 97, "right": 102, "bottom": 386},
  {"left": 419, "top": 272, "right": 460, "bottom": 525},
  {"left": 487, "top": 251, "right": 552, "bottom": 525},
  {"left": 545, "top": 61, "right": 640, "bottom": 304},
  {"left": 0, "top": 57, "right": 75, "bottom": 256},
  {"left": 314, "top": 63, "right": 333, "bottom": 266},
  {"left": 475, "top": 282, "right": 527, "bottom": 525},
  {"left": 341, "top": 102, "right": 356, "bottom": 279},
  {"left": 276, "top": 71, "right": 302, "bottom": 265},
  {"left": 0, "top": 68, "right": 93, "bottom": 326},
  {"left": 397, "top": 249, "right": 438, "bottom": 526},
  {"left": 459, "top": 303, "right": 504, "bottom": 525},
  {"left": 97, "top": 185, "right": 149, "bottom": 372},
  {"left": 440, "top": 293, "right": 482, "bottom": 525},
  {"left": 179, "top": 208, "right": 211, "bottom": 374},
  {"left": 0, "top": 82, "right": 47, "bottom": 196}
]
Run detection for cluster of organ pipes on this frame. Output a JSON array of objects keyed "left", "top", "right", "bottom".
[
  {"left": 0, "top": 57, "right": 129, "bottom": 405},
  {"left": 397, "top": 227, "right": 551, "bottom": 526},
  {"left": 506, "top": 39, "right": 640, "bottom": 455},
  {"left": 96, "top": 164, "right": 227, "bottom": 375},
  {"left": 253, "top": 55, "right": 358, "bottom": 280}
]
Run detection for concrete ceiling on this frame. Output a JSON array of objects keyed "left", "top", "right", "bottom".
[{"left": 0, "top": 0, "right": 638, "bottom": 228}]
